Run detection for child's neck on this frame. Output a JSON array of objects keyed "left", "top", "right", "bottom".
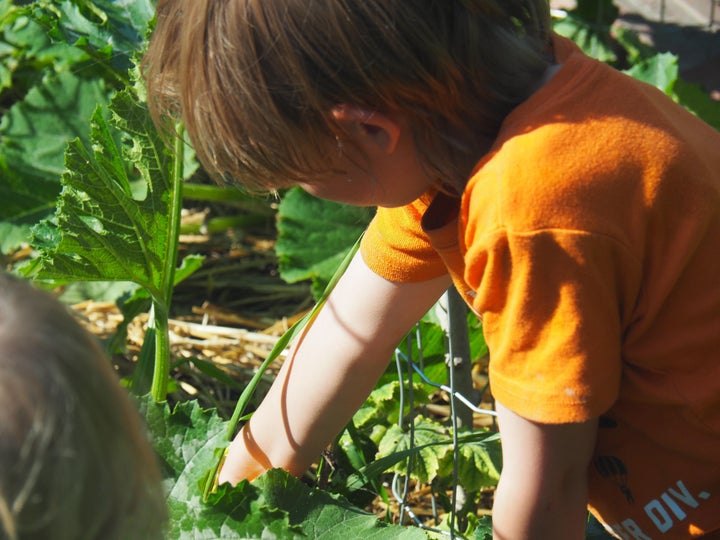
[{"left": 531, "top": 62, "right": 562, "bottom": 94}]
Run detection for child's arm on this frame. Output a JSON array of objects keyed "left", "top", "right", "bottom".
[
  {"left": 218, "top": 252, "right": 452, "bottom": 484},
  {"left": 492, "top": 401, "right": 599, "bottom": 540}
]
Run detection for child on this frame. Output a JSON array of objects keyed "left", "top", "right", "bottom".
[
  {"left": 144, "top": 1, "right": 720, "bottom": 538},
  {"left": 0, "top": 272, "right": 167, "bottom": 540}
]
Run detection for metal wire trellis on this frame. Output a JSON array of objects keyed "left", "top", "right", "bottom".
[{"left": 390, "top": 287, "right": 496, "bottom": 539}]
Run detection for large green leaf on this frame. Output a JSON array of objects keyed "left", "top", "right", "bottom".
[
  {"left": 437, "top": 435, "right": 501, "bottom": 492},
  {"left": 0, "top": 6, "right": 88, "bottom": 99},
  {"left": 0, "top": 0, "right": 154, "bottom": 246},
  {"left": 0, "top": 69, "right": 111, "bottom": 224},
  {"left": 377, "top": 416, "right": 452, "bottom": 484},
  {"left": 623, "top": 52, "right": 678, "bottom": 95},
  {"left": 144, "top": 398, "right": 428, "bottom": 539},
  {"left": 143, "top": 399, "right": 298, "bottom": 539},
  {"left": 622, "top": 52, "right": 720, "bottom": 131},
  {"left": 553, "top": 0, "right": 619, "bottom": 64},
  {"left": 30, "top": 0, "right": 155, "bottom": 76},
  {"left": 26, "top": 87, "right": 200, "bottom": 296},
  {"left": 257, "top": 469, "right": 428, "bottom": 539},
  {"left": 276, "top": 186, "right": 373, "bottom": 297}
]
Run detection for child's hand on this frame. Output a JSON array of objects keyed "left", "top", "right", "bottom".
[{"left": 218, "top": 425, "right": 273, "bottom": 485}]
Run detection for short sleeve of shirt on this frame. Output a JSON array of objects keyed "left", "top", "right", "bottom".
[
  {"left": 360, "top": 200, "right": 447, "bottom": 283},
  {"left": 465, "top": 228, "right": 640, "bottom": 424}
]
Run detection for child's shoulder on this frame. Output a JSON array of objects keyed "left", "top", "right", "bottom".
[
  {"left": 464, "top": 39, "right": 720, "bottom": 241},
  {"left": 483, "top": 36, "right": 718, "bottom": 189}
]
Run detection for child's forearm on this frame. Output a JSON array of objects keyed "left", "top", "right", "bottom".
[
  {"left": 220, "top": 321, "right": 399, "bottom": 481},
  {"left": 218, "top": 253, "right": 451, "bottom": 485},
  {"left": 493, "top": 468, "right": 589, "bottom": 539},
  {"left": 492, "top": 401, "right": 598, "bottom": 540}
]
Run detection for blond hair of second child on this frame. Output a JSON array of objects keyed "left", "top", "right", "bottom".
[
  {"left": 144, "top": 1, "right": 720, "bottom": 538},
  {"left": 0, "top": 272, "right": 167, "bottom": 540}
]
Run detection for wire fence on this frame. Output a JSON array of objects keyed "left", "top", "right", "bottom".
[{"left": 390, "top": 287, "right": 496, "bottom": 539}]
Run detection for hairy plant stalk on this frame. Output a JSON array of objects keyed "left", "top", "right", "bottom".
[
  {"left": 150, "top": 300, "right": 170, "bottom": 401},
  {"left": 150, "top": 128, "right": 185, "bottom": 402},
  {"left": 183, "top": 183, "right": 276, "bottom": 215}
]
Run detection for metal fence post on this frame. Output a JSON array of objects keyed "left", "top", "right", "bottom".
[{"left": 445, "top": 286, "right": 479, "bottom": 429}]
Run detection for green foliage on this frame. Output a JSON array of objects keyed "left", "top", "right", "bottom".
[
  {"left": 0, "top": 68, "right": 109, "bottom": 221},
  {"left": 24, "top": 79, "right": 202, "bottom": 400},
  {"left": 553, "top": 0, "right": 619, "bottom": 63},
  {"left": 256, "top": 470, "right": 428, "bottom": 539},
  {"left": 624, "top": 51, "right": 678, "bottom": 94},
  {"left": 25, "top": 87, "right": 197, "bottom": 291},
  {"left": 437, "top": 437, "right": 502, "bottom": 493},
  {"left": 144, "top": 397, "right": 429, "bottom": 539},
  {"left": 377, "top": 417, "right": 452, "bottom": 485},
  {"left": 353, "top": 381, "right": 417, "bottom": 430},
  {"left": 474, "top": 516, "right": 493, "bottom": 540},
  {"left": 373, "top": 417, "right": 501, "bottom": 490},
  {"left": 0, "top": 1, "right": 89, "bottom": 101},
  {"left": 31, "top": 0, "right": 155, "bottom": 80},
  {"left": 554, "top": 2, "right": 720, "bottom": 131},
  {"left": 622, "top": 52, "right": 720, "bottom": 131},
  {"left": 0, "top": 0, "right": 153, "bottom": 250},
  {"left": 276, "top": 186, "right": 374, "bottom": 297},
  {"left": 2, "top": 1, "right": 718, "bottom": 537},
  {"left": 143, "top": 398, "right": 297, "bottom": 538}
]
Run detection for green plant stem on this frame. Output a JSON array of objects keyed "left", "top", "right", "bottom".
[
  {"left": 150, "top": 300, "right": 170, "bottom": 401},
  {"left": 179, "top": 214, "right": 267, "bottom": 235},
  {"left": 182, "top": 182, "right": 276, "bottom": 215},
  {"left": 164, "top": 128, "right": 185, "bottom": 303},
  {"left": 150, "top": 128, "right": 185, "bottom": 402}
]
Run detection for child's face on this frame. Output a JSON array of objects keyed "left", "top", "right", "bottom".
[{"left": 299, "top": 108, "right": 434, "bottom": 208}]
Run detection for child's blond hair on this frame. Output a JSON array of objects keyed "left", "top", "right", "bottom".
[
  {"left": 144, "top": 0, "right": 553, "bottom": 194},
  {"left": 0, "top": 273, "right": 167, "bottom": 540}
]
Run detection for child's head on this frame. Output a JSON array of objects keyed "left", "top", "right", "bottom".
[
  {"left": 144, "top": 1, "right": 552, "bottom": 196},
  {"left": 0, "top": 273, "right": 167, "bottom": 540}
]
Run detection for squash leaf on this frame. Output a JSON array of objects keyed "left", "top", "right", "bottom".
[
  {"left": 276, "top": 186, "right": 373, "bottom": 297},
  {"left": 143, "top": 398, "right": 428, "bottom": 539},
  {"left": 0, "top": 70, "right": 110, "bottom": 225},
  {"left": 437, "top": 434, "right": 502, "bottom": 492},
  {"left": 376, "top": 416, "right": 451, "bottom": 484},
  {"left": 257, "top": 469, "right": 428, "bottom": 539},
  {"left": 26, "top": 86, "right": 202, "bottom": 297},
  {"left": 553, "top": 0, "right": 619, "bottom": 64}
]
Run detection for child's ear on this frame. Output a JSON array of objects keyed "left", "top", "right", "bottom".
[{"left": 331, "top": 104, "right": 401, "bottom": 155}]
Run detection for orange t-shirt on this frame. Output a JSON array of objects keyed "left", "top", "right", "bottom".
[{"left": 360, "top": 36, "right": 720, "bottom": 538}]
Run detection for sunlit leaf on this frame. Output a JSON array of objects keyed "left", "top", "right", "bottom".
[
  {"left": 377, "top": 416, "right": 451, "bottom": 484},
  {"left": 143, "top": 398, "right": 428, "bottom": 538},
  {"left": 623, "top": 52, "right": 678, "bottom": 95},
  {"left": 437, "top": 432, "right": 502, "bottom": 492},
  {"left": 26, "top": 87, "right": 201, "bottom": 297}
]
